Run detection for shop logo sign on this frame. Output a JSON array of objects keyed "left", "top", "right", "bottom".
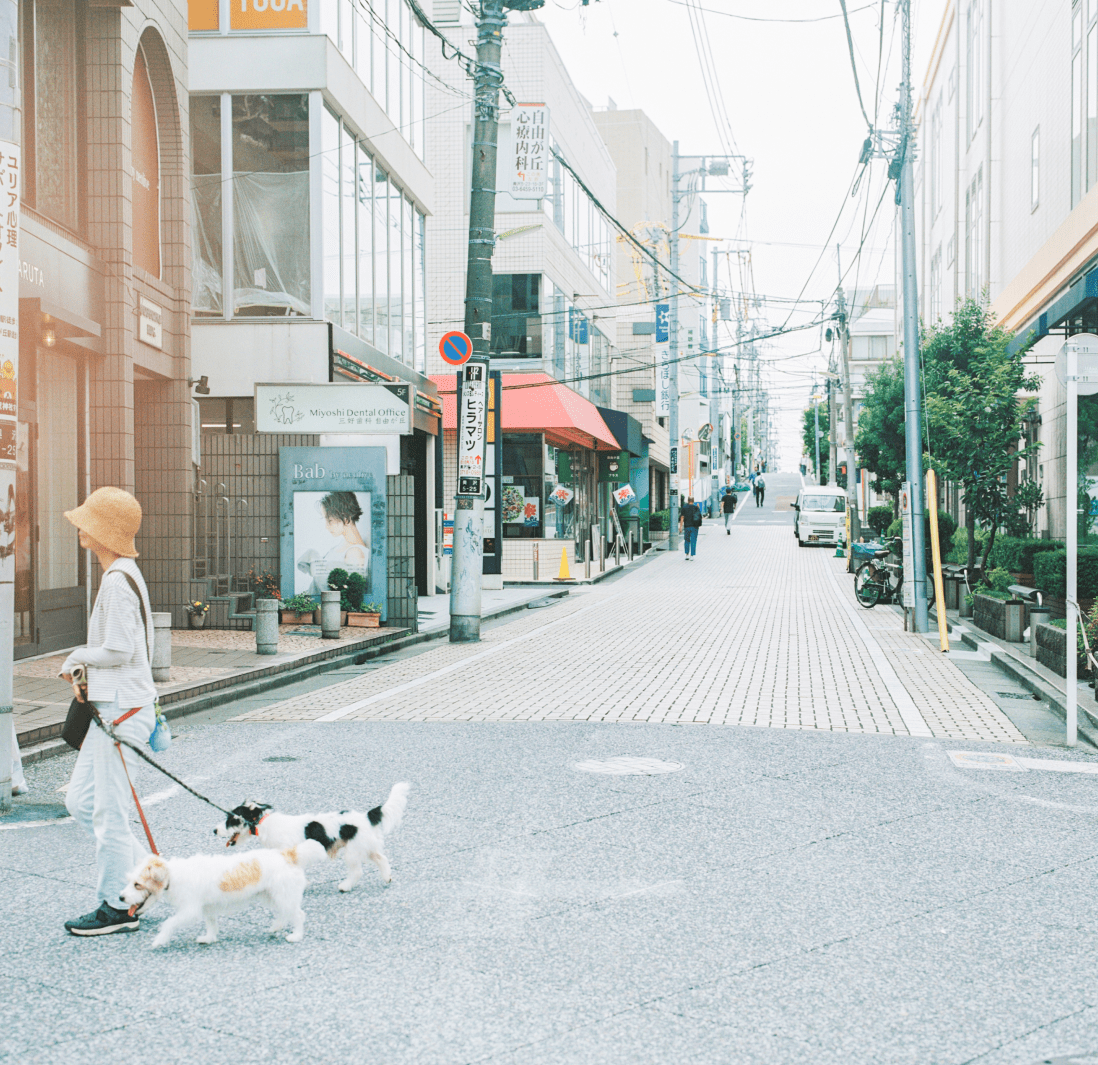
[
  {"left": 267, "top": 390, "right": 305, "bottom": 428},
  {"left": 231, "top": 0, "right": 307, "bottom": 30}
]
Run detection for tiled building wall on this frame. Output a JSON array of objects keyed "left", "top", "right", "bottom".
[{"left": 387, "top": 474, "right": 417, "bottom": 631}]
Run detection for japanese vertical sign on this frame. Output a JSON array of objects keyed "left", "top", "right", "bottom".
[
  {"left": 510, "top": 104, "right": 549, "bottom": 199},
  {"left": 0, "top": 142, "right": 18, "bottom": 587},
  {"left": 655, "top": 302, "right": 670, "bottom": 416},
  {"left": 456, "top": 360, "right": 488, "bottom": 497}
]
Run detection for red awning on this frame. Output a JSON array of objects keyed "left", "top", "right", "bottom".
[{"left": 430, "top": 372, "right": 621, "bottom": 451}]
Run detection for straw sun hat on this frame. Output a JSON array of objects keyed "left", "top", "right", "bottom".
[{"left": 64, "top": 486, "right": 142, "bottom": 558}]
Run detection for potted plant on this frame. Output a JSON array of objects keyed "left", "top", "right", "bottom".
[
  {"left": 328, "top": 568, "right": 368, "bottom": 627},
  {"left": 348, "top": 601, "right": 383, "bottom": 628},
  {"left": 187, "top": 599, "right": 210, "bottom": 629},
  {"left": 280, "top": 593, "right": 318, "bottom": 624}
]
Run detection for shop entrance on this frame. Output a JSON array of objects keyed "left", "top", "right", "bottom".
[{"left": 14, "top": 345, "right": 87, "bottom": 659}]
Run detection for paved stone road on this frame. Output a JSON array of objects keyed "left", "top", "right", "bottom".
[{"left": 238, "top": 473, "right": 1023, "bottom": 743}]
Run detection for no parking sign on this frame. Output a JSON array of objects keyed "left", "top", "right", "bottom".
[{"left": 439, "top": 331, "right": 473, "bottom": 366}]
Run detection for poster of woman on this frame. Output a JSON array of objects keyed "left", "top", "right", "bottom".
[{"left": 294, "top": 490, "right": 371, "bottom": 596}]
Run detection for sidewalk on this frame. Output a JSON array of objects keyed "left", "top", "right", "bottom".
[{"left": 13, "top": 587, "right": 565, "bottom": 753}]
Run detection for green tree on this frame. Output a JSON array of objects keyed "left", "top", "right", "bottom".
[
  {"left": 854, "top": 358, "right": 906, "bottom": 513},
  {"left": 802, "top": 396, "right": 829, "bottom": 482},
  {"left": 922, "top": 299, "right": 1041, "bottom": 572}
]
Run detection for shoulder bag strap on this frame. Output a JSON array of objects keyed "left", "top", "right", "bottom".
[{"left": 118, "top": 570, "right": 153, "bottom": 662}]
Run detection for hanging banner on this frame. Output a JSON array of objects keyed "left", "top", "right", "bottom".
[
  {"left": 0, "top": 142, "right": 17, "bottom": 597},
  {"left": 510, "top": 104, "right": 549, "bottom": 199},
  {"left": 656, "top": 302, "right": 670, "bottom": 416}
]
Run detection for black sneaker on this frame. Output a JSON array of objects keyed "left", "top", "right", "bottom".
[{"left": 65, "top": 902, "right": 139, "bottom": 936}]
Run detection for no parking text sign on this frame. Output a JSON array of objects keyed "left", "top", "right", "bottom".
[{"left": 439, "top": 330, "right": 474, "bottom": 366}]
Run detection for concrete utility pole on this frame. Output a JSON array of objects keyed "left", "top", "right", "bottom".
[
  {"left": 827, "top": 376, "right": 838, "bottom": 486},
  {"left": 0, "top": 0, "right": 19, "bottom": 810},
  {"left": 669, "top": 142, "right": 682, "bottom": 547},
  {"left": 449, "top": 0, "right": 543, "bottom": 643},
  {"left": 836, "top": 280, "right": 861, "bottom": 544},
  {"left": 898, "top": 0, "right": 929, "bottom": 632},
  {"left": 813, "top": 389, "right": 822, "bottom": 484}
]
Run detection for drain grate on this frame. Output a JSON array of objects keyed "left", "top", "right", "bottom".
[
  {"left": 996, "top": 691, "right": 1038, "bottom": 700},
  {"left": 574, "top": 756, "right": 684, "bottom": 776},
  {"left": 263, "top": 756, "right": 298, "bottom": 763}
]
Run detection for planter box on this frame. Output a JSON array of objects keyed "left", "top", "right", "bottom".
[
  {"left": 1036, "top": 621, "right": 1068, "bottom": 677},
  {"left": 1042, "top": 595, "right": 1094, "bottom": 620},
  {"left": 347, "top": 612, "right": 381, "bottom": 628},
  {"left": 280, "top": 610, "right": 317, "bottom": 624},
  {"left": 650, "top": 530, "right": 669, "bottom": 542},
  {"left": 973, "top": 594, "right": 1010, "bottom": 640}
]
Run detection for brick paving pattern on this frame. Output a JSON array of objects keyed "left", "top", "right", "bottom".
[{"left": 237, "top": 524, "right": 1027, "bottom": 742}]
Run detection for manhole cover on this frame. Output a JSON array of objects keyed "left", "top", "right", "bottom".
[
  {"left": 574, "top": 757, "right": 684, "bottom": 776},
  {"left": 948, "top": 751, "right": 1026, "bottom": 771},
  {"left": 263, "top": 756, "right": 298, "bottom": 763}
]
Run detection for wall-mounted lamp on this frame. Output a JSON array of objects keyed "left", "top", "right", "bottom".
[
  {"left": 42, "top": 328, "right": 56, "bottom": 348},
  {"left": 189, "top": 376, "right": 211, "bottom": 395}
]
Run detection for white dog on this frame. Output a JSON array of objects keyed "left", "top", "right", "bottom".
[
  {"left": 119, "top": 840, "right": 325, "bottom": 947},
  {"left": 213, "top": 782, "right": 410, "bottom": 893}
]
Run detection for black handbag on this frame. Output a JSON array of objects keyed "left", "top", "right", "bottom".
[{"left": 61, "top": 572, "right": 151, "bottom": 751}]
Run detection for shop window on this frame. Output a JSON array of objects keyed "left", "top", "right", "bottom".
[
  {"left": 24, "top": 0, "right": 84, "bottom": 232},
  {"left": 232, "top": 94, "right": 310, "bottom": 317},
  {"left": 132, "top": 46, "right": 161, "bottom": 278},
  {"left": 491, "top": 274, "right": 541, "bottom": 357},
  {"left": 388, "top": 177, "right": 403, "bottom": 359},
  {"left": 191, "top": 96, "right": 223, "bottom": 316},
  {"left": 357, "top": 140, "right": 375, "bottom": 344},
  {"left": 37, "top": 349, "right": 80, "bottom": 590},
  {"left": 342, "top": 121, "right": 357, "bottom": 330},
  {"left": 374, "top": 169, "right": 390, "bottom": 353},
  {"left": 413, "top": 209, "right": 426, "bottom": 373},
  {"left": 322, "top": 105, "right": 340, "bottom": 325},
  {"left": 502, "top": 434, "right": 543, "bottom": 538}
]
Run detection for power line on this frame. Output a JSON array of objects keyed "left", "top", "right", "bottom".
[
  {"left": 665, "top": 0, "right": 875, "bottom": 23},
  {"left": 839, "top": 0, "right": 872, "bottom": 131}
]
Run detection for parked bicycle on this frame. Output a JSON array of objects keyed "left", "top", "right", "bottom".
[{"left": 853, "top": 536, "right": 938, "bottom": 610}]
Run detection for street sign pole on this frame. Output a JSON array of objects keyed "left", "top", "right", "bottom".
[{"left": 450, "top": 359, "right": 489, "bottom": 642}]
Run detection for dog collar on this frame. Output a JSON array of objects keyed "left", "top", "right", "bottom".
[{"left": 250, "top": 812, "right": 270, "bottom": 836}]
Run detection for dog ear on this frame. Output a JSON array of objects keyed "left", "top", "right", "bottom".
[{"left": 142, "top": 858, "right": 170, "bottom": 891}]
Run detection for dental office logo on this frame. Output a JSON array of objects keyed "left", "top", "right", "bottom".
[{"left": 268, "top": 391, "right": 305, "bottom": 427}]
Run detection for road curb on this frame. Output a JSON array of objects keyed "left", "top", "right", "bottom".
[{"left": 18, "top": 589, "right": 569, "bottom": 767}]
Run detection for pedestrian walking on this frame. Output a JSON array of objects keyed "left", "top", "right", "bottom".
[
  {"left": 679, "top": 496, "right": 703, "bottom": 560},
  {"left": 59, "top": 486, "right": 158, "bottom": 937},
  {"left": 721, "top": 488, "right": 737, "bottom": 534},
  {"left": 755, "top": 475, "right": 766, "bottom": 508}
]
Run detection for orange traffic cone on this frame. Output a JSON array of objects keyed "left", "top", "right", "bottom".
[{"left": 554, "top": 546, "right": 572, "bottom": 581}]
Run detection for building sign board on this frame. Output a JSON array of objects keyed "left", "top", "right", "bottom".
[
  {"left": 138, "top": 296, "right": 163, "bottom": 350},
  {"left": 900, "top": 481, "right": 914, "bottom": 609},
  {"left": 510, "top": 104, "right": 549, "bottom": 199},
  {"left": 456, "top": 360, "right": 488, "bottom": 496},
  {"left": 255, "top": 382, "right": 412, "bottom": 434},
  {"left": 656, "top": 302, "right": 670, "bottom": 416},
  {"left": 230, "top": 0, "right": 307, "bottom": 30},
  {"left": 0, "top": 142, "right": 19, "bottom": 504}
]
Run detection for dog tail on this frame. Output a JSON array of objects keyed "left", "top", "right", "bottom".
[
  {"left": 283, "top": 839, "right": 327, "bottom": 867},
  {"left": 368, "top": 782, "right": 410, "bottom": 835}
]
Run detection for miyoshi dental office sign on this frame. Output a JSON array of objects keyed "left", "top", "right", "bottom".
[{"left": 255, "top": 383, "right": 412, "bottom": 434}]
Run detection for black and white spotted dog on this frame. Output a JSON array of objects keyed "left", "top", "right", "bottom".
[{"left": 214, "top": 783, "right": 410, "bottom": 893}]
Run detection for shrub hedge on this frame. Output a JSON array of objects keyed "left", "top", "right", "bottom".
[
  {"left": 1033, "top": 547, "right": 1098, "bottom": 599},
  {"left": 650, "top": 509, "right": 670, "bottom": 531},
  {"left": 987, "top": 536, "right": 1063, "bottom": 575}
]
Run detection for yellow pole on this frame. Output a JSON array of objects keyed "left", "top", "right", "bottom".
[{"left": 926, "top": 468, "right": 949, "bottom": 652}]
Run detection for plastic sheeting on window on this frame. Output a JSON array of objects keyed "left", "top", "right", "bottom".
[
  {"left": 233, "top": 171, "right": 311, "bottom": 316},
  {"left": 191, "top": 180, "right": 223, "bottom": 316}
]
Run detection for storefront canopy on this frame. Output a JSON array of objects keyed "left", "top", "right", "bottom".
[{"left": 431, "top": 372, "right": 621, "bottom": 451}]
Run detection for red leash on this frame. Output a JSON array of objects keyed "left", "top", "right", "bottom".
[{"left": 112, "top": 707, "right": 159, "bottom": 856}]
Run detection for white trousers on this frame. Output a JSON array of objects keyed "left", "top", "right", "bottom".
[
  {"left": 10, "top": 716, "right": 26, "bottom": 793},
  {"left": 65, "top": 702, "right": 155, "bottom": 906}
]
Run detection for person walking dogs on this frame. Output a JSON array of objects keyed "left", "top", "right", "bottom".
[
  {"left": 754, "top": 474, "right": 767, "bottom": 508},
  {"left": 721, "top": 488, "right": 737, "bottom": 534},
  {"left": 679, "top": 496, "right": 703, "bottom": 560},
  {"left": 59, "top": 487, "right": 157, "bottom": 937}
]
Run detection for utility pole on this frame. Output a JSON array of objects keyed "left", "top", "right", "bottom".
[
  {"left": 836, "top": 277, "right": 860, "bottom": 545},
  {"left": 0, "top": 0, "right": 19, "bottom": 810},
  {"left": 669, "top": 141, "right": 682, "bottom": 547},
  {"left": 827, "top": 376, "right": 838, "bottom": 486},
  {"left": 898, "top": 0, "right": 929, "bottom": 632},
  {"left": 449, "top": 0, "right": 542, "bottom": 643},
  {"left": 813, "top": 388, "right": 822, "bottom": 484}
]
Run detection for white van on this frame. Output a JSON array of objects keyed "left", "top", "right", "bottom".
[{"left": 792, "top": 487, "right": 847, "bottom": 547}]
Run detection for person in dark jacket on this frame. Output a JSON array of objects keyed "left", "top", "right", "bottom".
[{"left": 679, "top": 496, "right": 703, "bottom": 560}]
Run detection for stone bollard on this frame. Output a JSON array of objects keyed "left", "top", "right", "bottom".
[
  {"left": 321, "top": 589, "right": 342, "bottom": 639},
  {"left": 151, "top": 612, "right": 172, "bottom": 682},
  {"left": 255, "top": 598, "right": 279, "bottom": 655},
  {"left": 1029, "top": 605, "right": 1050, "bottom": 658}
]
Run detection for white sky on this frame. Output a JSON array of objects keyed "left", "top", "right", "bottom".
[{"left": 534, "top": 0, "right": 946, "bottom": 468}]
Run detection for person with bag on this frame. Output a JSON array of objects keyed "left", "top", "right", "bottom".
[
  {"left": 679, "top": 496, "right": 703, "bottom": 561},
  {"left": 59, "top": 487, "right": 158, "bottom": 937}
]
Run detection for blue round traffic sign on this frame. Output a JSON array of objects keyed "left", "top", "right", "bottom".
[{"left": 439, "top": 330, "right": 473, "bottom": 366}]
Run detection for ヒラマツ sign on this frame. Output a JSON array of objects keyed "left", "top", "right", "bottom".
[{"left": 456, "top": 361, "right": 488, "bottom": 496}]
